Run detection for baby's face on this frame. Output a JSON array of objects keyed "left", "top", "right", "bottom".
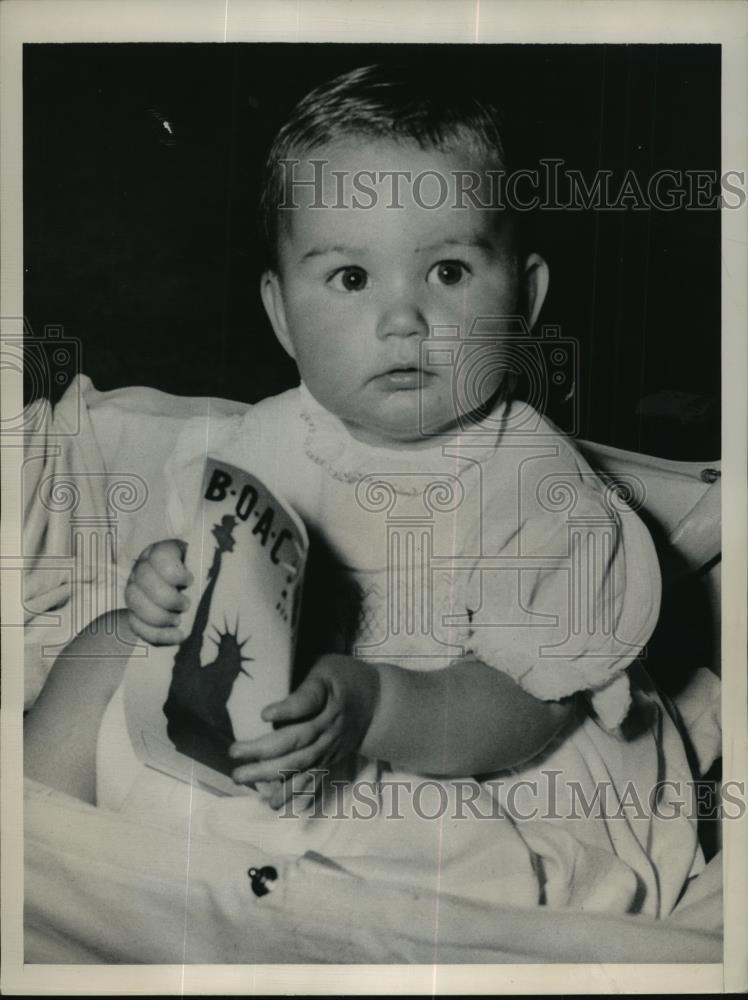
[{"left": 262, "top": 140, "right": 547, "bottom": 446}]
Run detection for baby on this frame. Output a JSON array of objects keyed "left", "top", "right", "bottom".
[
  {"left": 25, "top": 65, "right": 704, "bottom": 919},
  {"left": 126, "top": 66, "right": 570, "bottom": 806}
]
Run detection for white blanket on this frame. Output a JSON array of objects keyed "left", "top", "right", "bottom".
[{"left": 25, "top": 779, "right": 722, "bottom": 964}]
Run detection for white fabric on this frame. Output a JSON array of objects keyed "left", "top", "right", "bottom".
[
  {"left": 93, "top": 380, "right": 701, "bottom": 919},
  {"left": 24, "top": 778, "right": 722, "bottom": 964},
  {"left": 22, "top": 378, "right": 248, "bottom": 707},
  {"left": 670, "top": 665, "right": 722, "bottom": 776},
  {"left": 22, "top": 376, "right": 723, "bottom": 962},
  {"left": 162, "top": 382, "right": 660, "bottom": 727}
]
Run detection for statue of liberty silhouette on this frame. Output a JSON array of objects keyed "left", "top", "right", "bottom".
[{"left": 163, "top": 514, "right": 254, "bottom": 776}]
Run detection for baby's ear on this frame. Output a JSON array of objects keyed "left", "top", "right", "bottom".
[
  {"left": 260, "top": 270, "right": 296, "bottom": 360},
  {"left": 521, "top": 253, "right": 550, "bottom": 330}
]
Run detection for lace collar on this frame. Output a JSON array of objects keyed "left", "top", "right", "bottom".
[{"left": 296, "top": 382, "right": 509, "bottom": 494}]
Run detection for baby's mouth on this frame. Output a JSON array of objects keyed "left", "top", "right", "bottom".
[{"left": 376, "top": 365, "right": 433, "bottom": 389}]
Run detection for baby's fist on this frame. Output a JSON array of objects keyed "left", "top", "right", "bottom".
[{"left": 125, "top": 539, "right": 193, "bottom": 646}]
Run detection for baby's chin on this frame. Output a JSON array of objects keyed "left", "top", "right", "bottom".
[
  {"left": 340, "top": 408, "right": 467, "bottom": 450},
  {"left": 330, "top": 382, "right": 506, "bottom": 448}
]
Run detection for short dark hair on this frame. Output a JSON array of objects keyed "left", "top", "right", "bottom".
[{"left": 259, "top": 64, "right": 510, "bottom": 269}]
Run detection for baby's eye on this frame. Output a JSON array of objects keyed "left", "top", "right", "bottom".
[
  {"left": 328, "top": 266, "right": 368, "bottom": 292},
  {"left": 427, "top": 260, "right": 470, "bottom": 287}
]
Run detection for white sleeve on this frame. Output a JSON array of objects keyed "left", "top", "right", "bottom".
[{"left": 464, "top": 490, "right": 662, "bottom": 731}]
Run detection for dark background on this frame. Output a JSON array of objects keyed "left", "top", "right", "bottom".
[{"left": 24, "top": 43, "right": 720, "bottom": 459}]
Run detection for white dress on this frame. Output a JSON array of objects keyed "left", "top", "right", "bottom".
[{"left": 95, "top": 382, "right": 704, "bottom": 919}]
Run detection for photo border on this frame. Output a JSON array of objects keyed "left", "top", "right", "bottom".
[{"left": 2, "top": 0, "right": 746, "bottom": 994}]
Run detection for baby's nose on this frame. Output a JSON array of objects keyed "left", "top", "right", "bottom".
[{"left": 376, "top": 300, "right": 429, "bottom": 340}]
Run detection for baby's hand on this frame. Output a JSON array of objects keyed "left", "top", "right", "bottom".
[
  {"left": 125, "top": 539, "right": 193, "bottom": 645},
  {"left": 229, "top": 654, "right": 379, "bottom": 809}
]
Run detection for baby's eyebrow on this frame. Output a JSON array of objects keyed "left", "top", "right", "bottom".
[
  {"left": 300, "top": 244, "right": 364, "bottom": 261},
  {"left": 299, "top": 237, "right": 497, "bottom": 263},
  {"left": 415, "top": 236, "right": 497, "bottom": 255},
  {"left": 298, "top": 234, "right": 501, "bottom": 264}
]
